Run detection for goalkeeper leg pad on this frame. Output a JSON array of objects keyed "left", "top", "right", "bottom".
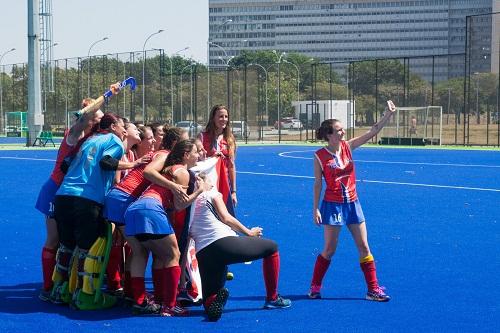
[
  {"left": 50, "top": 244, "right": 76, "bottom": 304},
  {"left": 74, "top": 227, "right": 116, "bottom": 310}
]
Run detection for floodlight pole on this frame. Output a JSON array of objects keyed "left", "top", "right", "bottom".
[
  {"left": 87, "top": 37, "right": 108, "bottom": 96},
  {"left": 142, "top": 29, "right": 164, "bottom": 123},
  {"left": 273, "top": 50, "right": 286, "bottom": 143},
  {"left": 0, "top": 48, "right": 16, "bottom": 131},
  {"left": 207, "top": 19, "right": 232, "bottom": 118}
]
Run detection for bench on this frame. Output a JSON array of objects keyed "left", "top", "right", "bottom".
[
  {"left": 33, "top": 131, "right": 55, "bottom": 147},
  {"left": 379, "top": 137, "right": 425, "bottom": 146}
]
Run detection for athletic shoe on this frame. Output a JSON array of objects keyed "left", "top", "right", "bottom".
[
  {"left": 160, "top": 304, "right": 189, "bottom": 317},
  {"left": 226, "top": 271, "right": 234, "bottom": 281},
  {"left": 132, "top": 299, "right": 161, "bottom": 315},
  {"left": 308, "top": 285, "right": 322, "bottom": 299},
  {"left": 366, "top": 286, "right": 391, "bottom": 302},
  {"left": 263, "top": 295, "right": 292, "bottom": 309},
  {"left": 107, "top": 287, "right": 125, "bottom": 298},
  {"left": 38, "top": 289, "right": 51, "bottom": 302},
  {"left": 206, "top": 288, "right": 230, "bottom": 322}
]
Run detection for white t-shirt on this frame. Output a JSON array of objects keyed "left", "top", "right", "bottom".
[{"left": 189, "top": 188, "right": 237, "bottom": 253}]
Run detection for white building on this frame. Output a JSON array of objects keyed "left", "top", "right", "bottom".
[
  {"left": 292, "top": 100, "right": 355, "bottom": 129},
  {"left": 208, "top": 0, "right": 495, "bottom": 80}
]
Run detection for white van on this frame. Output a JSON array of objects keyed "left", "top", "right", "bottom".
[{"left": 230, "top": 121, "right": 249, "bottom": 139}]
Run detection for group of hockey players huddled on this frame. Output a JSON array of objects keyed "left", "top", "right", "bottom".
[{"left": 35, "top": 81, "right": 291, "bottom": 321}]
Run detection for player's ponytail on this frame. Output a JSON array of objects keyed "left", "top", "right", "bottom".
[{"left": 316, "top": 119, "right": 339, "bottom": 141}]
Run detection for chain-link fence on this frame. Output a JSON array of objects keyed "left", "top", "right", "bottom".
[{"left": 1, "top": 13, "right": 498, "bottom": 146}]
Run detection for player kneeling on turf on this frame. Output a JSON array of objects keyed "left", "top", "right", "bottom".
[{"left": 189, "top": 172, "right": 291, "bottom": 322}]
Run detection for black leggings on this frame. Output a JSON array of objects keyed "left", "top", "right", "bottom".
[
  {"left": 196, "top": 236, "right": 278, "bottom": 299},
  {"left": 54, "top": 195, "right": 106, "bottom": 250}
]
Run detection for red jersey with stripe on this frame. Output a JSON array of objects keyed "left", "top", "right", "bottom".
[
  {"left": 49, "top": 130, "right": 90, "bottom": 186},
  {"left": 116, "top": 150, "right": 169, "bottom": 198},
  {"left": 200, "top": 131, "right": 230, "bottom": 158},
  {"left": 142, "top": 164, "right": 184, "bottom": 210},
  {"left": 200, "top": 131, "right": 234, "bottom": 209},
  {"left": 119, "top": 149, "right": 137, "bottom": 180},
  {"left": 315, "top": 141, "right": 358, "bottom": 203}
]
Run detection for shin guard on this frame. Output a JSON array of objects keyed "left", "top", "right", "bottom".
[
  {"left": 75, "top": 224, "right": 117, "bottom": 310},
  {"left": 51, "top": 244, "right": 76, "bottom": 304},
  {"left": 263, "top": 251, "right": 280, "bottom": 301},
  {"left": 360, "top": 255, "right": 379, "bottom": 291}
]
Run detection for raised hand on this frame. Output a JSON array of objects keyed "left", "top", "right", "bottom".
[
  {"left": 109, "top": 82, "right": 121, "bottom": 95},
  {"left": 386, "top": 100, "right": 396, "bottom": 113}
]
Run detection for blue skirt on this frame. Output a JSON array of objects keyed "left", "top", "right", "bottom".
[
  {"left": 103, "top": 188, "right": 136, "bottom": 225},
  {"left": 35, "top": 178, "right": 59, "bottom": 218},
  {"left": 320, "top": 199, "right": 365, "bottom": 226},
  {"left": 124, "top": 197, "right": 174, "bottom": 236}
]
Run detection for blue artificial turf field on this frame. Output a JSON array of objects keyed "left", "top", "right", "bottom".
[{"left": 0, "top": 145, "right": 499, "bottom": 332}]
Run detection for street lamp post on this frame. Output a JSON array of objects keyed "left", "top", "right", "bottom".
[
  {"left": 180, "top": 63, "right": 194, "bottom": 122},
  {"left": 0, "top": 48, "right": 16, "bottom": 132},
  {"left": 87, "top": 37, "right": 108, "bottom": 96},
  {"left": 166, "top": 47, "right": 189, "bottom": 124},
  {"left": 42, "top": 43, "right": 58, "bottom": 115},
  {"left": 283, "top": 59, "right": 300, "bottom": 104},
  {"left": 142, "top": 29, "right": 164, "bottom": 123},
  {"left": 273, "top": 50, "right": 286, "bottom": 143},
  {"left": 473, "top": 72, "right": 480, "bottom": 125},
  {"left": 208, "top": 41, "right": 230, "bottom": 119},
  {"left": 207, "top": 19, "right": 232, "bottom": 114},
  {"left": 219, "top": 56, "right": 241, "bottom": 119},
  {"left": 249, "top": 63, "right": 269, "bottom": 135}
]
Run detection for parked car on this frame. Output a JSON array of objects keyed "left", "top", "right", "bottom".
[
  {"left": 230, "top": 121, "right": 249, "bottom": 139},
  {"left": 274, "top": 118, "right": 303, "bottom": 130},
  {"left": 175, "top": 121, "right": 203, "bottom": 137}
]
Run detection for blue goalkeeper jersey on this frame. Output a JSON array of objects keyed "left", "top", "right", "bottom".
[{"left": 56, "top": 132, "right": 124, "bottom": 204}]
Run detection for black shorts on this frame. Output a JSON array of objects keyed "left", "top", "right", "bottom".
[
  {"left": 135, "top": 233, "right": 168, "bottom": 242},
  {"left": 54, "top": 195, "right": 106, "bottom": 250}
]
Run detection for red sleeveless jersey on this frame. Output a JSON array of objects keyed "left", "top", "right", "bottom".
[
  {"left": 315, "top": 141, "right": 358, "bottom": 203},
  {"left": 115, "top": 150, "right": 169, "bottom": 198},
  {"left": 200, "top": 131, "right": 229, "bottom": 158},
  {"left": 142, "top": 163, "right": 184, "bottom": 210},
  {"left": 49, "top": 130, "right": 90, "bottom": 186}
]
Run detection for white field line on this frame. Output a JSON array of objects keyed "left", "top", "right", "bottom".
[
  {"left": 0, "top": 156, "right": 56, "bottom": 162},
  {"left": 278, "top": 150, "right": 500, "bottom": 168},
  {"left": 2, "top": 156, "right": 499, "bottom": 192},
  {"left": 236, "top": 171, "right": 500, "bottom": 192}
]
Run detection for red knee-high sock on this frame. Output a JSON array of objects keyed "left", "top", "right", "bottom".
[
  {"left": 311, "top": 254, "right": 331, "bottom": 287},
  {"left": 152, "top": 268, "right": 164, "bottom": 303},
  {"left": 123, "top": 243, "right": 132, "bottom": 297},
  {"left": 162, "top": 266, "right": 181, "bottom": 308},
  {"left": 131, "top": 277, "right": 146, "bottom": 305},
  {"left": 41, "top": 247, "right": 57, "bottom": 291},
  {"left": 360, "top": 255, "right": 379, "bottom": 291},
  {"left": 263, "top": 251, "right": 280, "bottom": 301},
  {"left": 124, "top": 271, "right": 132, "bottom": 298},
  {"left": 106, "top": 245, "right": 123, "bottom": 290}
]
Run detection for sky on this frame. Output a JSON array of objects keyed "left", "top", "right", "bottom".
[{"left": 0, "top": 0, "right": 209, "bottom": 65}]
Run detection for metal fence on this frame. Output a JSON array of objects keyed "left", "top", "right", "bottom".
[{"left": 1, "top": 14, "right": 499, "bottom": 146}]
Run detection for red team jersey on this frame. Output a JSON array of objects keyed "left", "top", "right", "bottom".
[
  {"left": 116, "top": 150, "right": 169, "bottom": 198},
  {"left": 49, "top": 130, "right": 90, "bottom": 186},
  {"left": 315, "top": 140, "right": 358, "bottom": 203},
  {"left": 200, "top": 131, "right": 230, "bottom": 158},
  {"left": 141, "top": 164, "right": 184, "bottom": 210}
]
